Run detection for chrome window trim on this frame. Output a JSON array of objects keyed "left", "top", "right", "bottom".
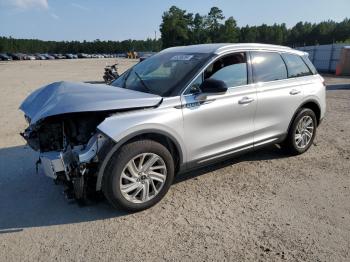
[{"left": 181, "top": 48, "right": 314, "bottom": 96}]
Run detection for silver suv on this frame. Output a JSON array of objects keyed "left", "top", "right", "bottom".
[{"left": 20, "top": 44, "right": 326, "bottom": 211}]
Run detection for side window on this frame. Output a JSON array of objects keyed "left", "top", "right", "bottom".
[
  {"left": 206, "top": 53, "right": 248, "bottom": 87},
  {"left": 251, "top": 51, "right": 287, "bottom": 82},
  {"left": 186, "top": 52, "right": 248, "bottom": 94},
  {"left": 301, "top": 55, "right": 317, "bottom": 75},
  {"left": 281, "top": 53, "right": 312, "bottom": 78}
]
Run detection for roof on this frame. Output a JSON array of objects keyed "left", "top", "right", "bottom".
[{"left": 162, "top": 43, "right": 305, "bottom": 56}]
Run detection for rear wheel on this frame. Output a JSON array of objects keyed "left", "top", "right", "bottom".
[
  {"left": 283, "top": 108, "right": 317, "bottom": 155},
  {"left": 103, "top": 139, "right": 174, "bottom": 212}
]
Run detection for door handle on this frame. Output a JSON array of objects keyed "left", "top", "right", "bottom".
[
  {"left": 238, "top": 97, "right": 255, "bottom": 105},
  {"left": 290, "top": 89, "right": 301, "bottom": 95}
]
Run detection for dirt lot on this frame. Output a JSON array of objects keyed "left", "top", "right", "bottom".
[{"left": 0, "top": 59, "right": 349, "bottom": 261}]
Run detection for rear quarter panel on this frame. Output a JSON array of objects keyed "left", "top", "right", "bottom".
[{"left": 302, "top": 74, "right": 326, "bottom": 120}]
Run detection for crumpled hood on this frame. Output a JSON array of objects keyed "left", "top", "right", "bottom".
[{"left": 20, "top": 81, "right": 162, "bottom": 124}]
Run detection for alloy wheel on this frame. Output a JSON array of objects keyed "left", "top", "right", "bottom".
[
  {"left": 119, "top": 153, "right": 167, "bottom": 203},
  {"left": 295, "top": 115, "right": 314, "bottom": 149}
]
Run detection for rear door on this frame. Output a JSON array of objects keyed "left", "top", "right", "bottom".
[{"left": 251, "top": 51, "right": 306, "bottom": 145}]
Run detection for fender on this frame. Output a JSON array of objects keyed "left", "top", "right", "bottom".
[
  {"left": 94, "top": 97, "right": 186, "bottom": 191},
  {"left": 95, "top": 127, "right": 186, "bottom": 191}
]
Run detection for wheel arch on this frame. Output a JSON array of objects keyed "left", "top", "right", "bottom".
[
  {"left": 287, "top": 99, "right": 322, "bottom": 134},
  {"left": 96, "top": 129, "right": 184, "bottom": 191},
  {"left": 300, "top": 100, "right": 321, "bottom": 125}
]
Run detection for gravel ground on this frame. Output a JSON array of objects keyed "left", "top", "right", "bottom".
[{"left": 0, "top": 59, "right": 349, "bottom": 261}]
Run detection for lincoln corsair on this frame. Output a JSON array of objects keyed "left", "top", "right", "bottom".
[{"left": 20, "top": 43, "right": 326, "bottom": 211}]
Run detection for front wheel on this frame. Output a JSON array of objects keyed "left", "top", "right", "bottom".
[
  {"left": 103, "top": 140, "right": 174, "bottom": 212},
  {"left": 283, "top": 108, "right": 317, "bottom": 155}
]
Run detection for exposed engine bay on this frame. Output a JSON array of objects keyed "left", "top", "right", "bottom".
[
  {"left": 23, "top": 112, "right": 106, "bottom": 152},
  {"left": 21, "top": 112, "right": 112, "bottom": 202}
]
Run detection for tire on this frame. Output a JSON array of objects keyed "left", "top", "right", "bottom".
[
  {"left": 283, "top": 108, "right": 317, "bottom": 155},
  {"left": 102, "top": 139, "right": 174, "bottom": 212}
]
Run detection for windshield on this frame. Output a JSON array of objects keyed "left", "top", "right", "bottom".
[{"left": 111, "top": 52, "right": 212, "bottom": 97}]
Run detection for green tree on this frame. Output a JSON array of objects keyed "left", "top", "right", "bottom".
[
  {"left": 334, "top": 18, "right": 350, "bottom": 42},
  {"left": 240, "top": 25, "right": 258, "bottom": 42},
  {"left": 218, "top": 17, "right": 239, "bottom": 43},
  {"left": 206, "top": 7, "right": 225, "bottom": 42},
  {"left": 160, "top": 6, "right": 193, "bottom": 48},
  {"left": 190, "top": 13, "right": 210, "bottom": 44},
  {"left": 310, "top": 20, "right": 336, "bottom": 44}
]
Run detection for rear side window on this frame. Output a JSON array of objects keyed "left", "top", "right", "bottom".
[
  {"left": 251, "top": 51, "right": 287, "bottom": 82},
  {"left": 301, "top": 55, "right": 318, "bottom": 74},
  {"left": 281, "top": 53, "right": 312, "bottom": 78}
]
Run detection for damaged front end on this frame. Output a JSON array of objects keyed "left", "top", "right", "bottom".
[
  {"left": 19, "top": 81, "right": 162, "bottom": 201},
  {"left": 21, "top": 113, "right": 112, "bottom": 200}
]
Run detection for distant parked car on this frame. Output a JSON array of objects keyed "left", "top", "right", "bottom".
[
  {"left": 64, "top": 54, "right": 74, "bottom": 59},
  {"left": 51, "top": 54, "right": 65, "bottom": 59},
  {"left": 72, "top": 54, "right": 78, "bottom": 59},
  {"left": 78, "top": 53, "right": 89, "bottom": 58},
  {"left": 0, "top": 53, "right": 12, "bottom": 61},
  {"left": 7, "top": 53, "right": 15, "bottom": 59},
  {"left": 9, "top": 53, "right": 25, "bottom": 60},
  {"left": 24, "top": 54, "right": 36, "bottom": 60},
  {"left": 43, "top": 54, "right": 55, "bottom": 60},
  {"left": 34, "top": 54, "right": 47, "bottom": 60},
  {"left": 116, "top": 53, "right": 127, "bottom": 58}
]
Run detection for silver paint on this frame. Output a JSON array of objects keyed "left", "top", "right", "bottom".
[
  {"left": 21, "top": 44, "right": 326, "bottom": 187},
  {"left": 20, "top": 81, "right": 162, "bottom": 124}
]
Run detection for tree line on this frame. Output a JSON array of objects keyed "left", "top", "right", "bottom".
[
  {"left": 0, "top": 37, "right": 162, "bottom": 54},
  {"left": 160, "top": 6, "right": 350, "bottom": 48},
  {"left": 1, "top": 6, "right": 349, "bottom": 54}
]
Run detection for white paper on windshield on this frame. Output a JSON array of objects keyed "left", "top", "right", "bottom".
[{"left": 170, "top": 55, "right": 194, "bottom": 61}]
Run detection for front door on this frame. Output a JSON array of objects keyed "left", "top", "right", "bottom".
[{"left": 181, "top": 52, "right": 257, "bottom": 164}]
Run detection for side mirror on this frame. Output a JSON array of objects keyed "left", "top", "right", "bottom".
[{"left": 199, "top": 78, "right": 228, "bottom": 94}]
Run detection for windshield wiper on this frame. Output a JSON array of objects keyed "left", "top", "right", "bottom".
[{"left": 134, "top": 70, "right": 151, "bottom": 93}]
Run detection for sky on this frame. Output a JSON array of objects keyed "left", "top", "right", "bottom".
[{"left": 0, "top": 0, "right": 349, "bottom": 41}]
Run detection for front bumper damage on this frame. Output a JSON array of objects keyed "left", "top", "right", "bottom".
[
  {"left": 40, "top": 151, "right": 65, "bottom": 179},
  {"left": 39, "top": 133, "right": 107, "bottom": 179},
  {"left": 35, "top": 132, "right": 108, "bottom": 201}
]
